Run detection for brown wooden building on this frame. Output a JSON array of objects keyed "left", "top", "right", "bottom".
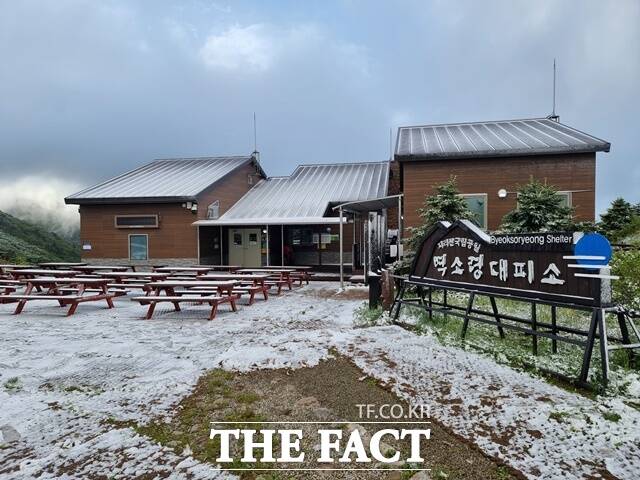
[
  {"left": 394, "top": 117, "right": 610, "bottom": 232},
  {"left": 65, "top": 155, "right": 266, "bottom": 266},
  {"left": 65, "top": 156, "right": 390, "bottom": 269}
]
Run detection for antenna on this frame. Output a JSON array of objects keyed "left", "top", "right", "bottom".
[
  {"left": 548, "top": 59, "right": 559, "bottom": 121},
  {"left": 253, "top": 112, "right": 257, "bottom": 152}
]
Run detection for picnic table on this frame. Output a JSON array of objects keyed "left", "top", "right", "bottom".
[
  {"left": 153, "top": 266, "right": 212, "bottom": 275},
  {"left": 72, "top": 265, "right": 131, "bottom": 274},
  {"left": 39, "top": 262, "right": 88, "bottom": 269},
  {"left": 133, "top": 280, "right": 238, "bottom": 320},
  {"left": 194, "top": 265, "right": 241, "bottom": 272},
  {"left": 197, "top": 273, "right": 270, "bottom": 304},
  {"left": 0, "top": 264, "right": 34, "bottom": 275},
  {"left": 6, "top": 277, "right": 116, "bottom": 315},
  {"left": 96, "top": 271, "right": 170, "bottom": 292},
  {"left": 7, "top": 269, "right": 80, "bottom": 280},
  {"left": 237, "top": 268, "right": 296, "bottom": 291}
]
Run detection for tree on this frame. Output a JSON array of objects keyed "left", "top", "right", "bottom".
[
  {"left": 500, "top": 179, "right": 574, "bottom": 233},
  {"left": 598, "top": 197, "right": 640, "bottom": 241},
  {"left": 395, "top": 177, "right": 473, "bottom": 273}
]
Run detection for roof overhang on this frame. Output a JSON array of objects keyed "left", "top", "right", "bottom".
[
  {"left": 64, "top": 196, "right": 198, "bottom": 205},
  {"left": 395, "top": 145, "right": 610, "bottom": 163},
  {"left": 332, "top": 194, "right": 403, "bottom": 213},
  {"left": 193, "top": 217, "right": 346, "bottom": 226}
]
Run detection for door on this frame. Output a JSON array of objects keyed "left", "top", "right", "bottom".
[{"left": 228, "top": 228, "right": 262, "bottom": 267}]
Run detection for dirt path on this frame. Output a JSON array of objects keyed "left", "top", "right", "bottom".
[{"left": 134, "top": 356, "right": 519, "bottom": 479}]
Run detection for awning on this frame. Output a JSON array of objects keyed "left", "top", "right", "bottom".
[
  {"left": 332, "top": 194, "right": 403, "bottom": 213},
  {"left": 193, "top": 217, "right": 346, "bottom": 226}
]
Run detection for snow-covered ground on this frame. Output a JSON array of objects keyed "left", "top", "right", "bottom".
[{"left": 0, "top": 284, "right": 638, "bottom": 479}]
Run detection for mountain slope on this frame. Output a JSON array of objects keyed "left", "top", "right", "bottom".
[{"left": 0, "top": 210, "right": 80, "bottom": 263}]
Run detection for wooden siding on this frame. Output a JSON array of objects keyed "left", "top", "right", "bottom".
[
  {"left": 196, "top": 162, "right": 261, "bottom": 220},
  {"left": 401, "top": 153, "right": 596, "bottom": 232},
  {"left": 79, "top": 203, "right": 199, "bottom": 259},
  {"left": 79, "top": 162, "right": 262, "bottom": 260}
]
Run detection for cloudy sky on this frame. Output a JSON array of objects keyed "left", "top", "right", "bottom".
[{"left": 0, "top": 0, "right": 638, "bottom": 219}]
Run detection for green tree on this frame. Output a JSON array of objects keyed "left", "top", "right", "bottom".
[
  {"left": 500, "top": 179, "right": 574, "bottom": 233},
  {"left": 598, "top": 198, "right": 636, "bottom": 241},
  {"left": 395, "top": 177, "right": 473, "bottom": 273}
]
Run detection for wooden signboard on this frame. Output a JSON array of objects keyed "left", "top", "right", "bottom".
[{"left": 409, "top": 220, "right": 612, "bottom": 307}]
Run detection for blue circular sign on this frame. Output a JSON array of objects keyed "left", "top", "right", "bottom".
[{"left": 574, "top": 233, "right": 612, "bottom": 266}]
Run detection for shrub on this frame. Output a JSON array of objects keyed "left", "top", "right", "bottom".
[
  {"left": 396, "top": 177, "right": 472, "bottom": 274},
  {"left": 500, "top": 179, "right": 574, "bottom": 233},
  {"left": 610, "top": 249, "right": 640, "bottom": 311}
]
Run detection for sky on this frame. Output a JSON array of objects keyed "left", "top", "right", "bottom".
[{"left": 0, "top": 0, "right": 638, "bottom": 224}]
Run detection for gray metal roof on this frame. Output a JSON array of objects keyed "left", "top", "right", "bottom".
[
  {"left": 395, "top": 117, "right": 610, "bottom": 161},
  {"left": 196, "top": 161, "right": 390, "bottom": 225},
  {"left": 66, "top": 156, "right": 260, "bottom": 204}
]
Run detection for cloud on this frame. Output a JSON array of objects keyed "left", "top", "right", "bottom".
[
  {"left": 199, "top": 24, "right": 274, "bottom": 71},
  {"left": 0, "top": 176, "right": 81, "bottom": 238}
]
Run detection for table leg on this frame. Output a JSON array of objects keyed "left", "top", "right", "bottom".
[
  {"left": 14, "top": 282, "right": 34, "bottom": 314},
  {"left": 102, "top": 284, "right": 115, "bottom": 309}
]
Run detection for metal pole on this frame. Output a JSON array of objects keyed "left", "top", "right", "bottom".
[
  {"left": 266, "top": 225, "right": 270, "bottom": 266},
  {"left": 220, "top": 226, "right": 223, "bottom": 265},
  {"left": 398, "top": 195, "right": 403, "bottom": 258},
  {"left": 281, "top": 224, "right": 284, "bottom": 266},
  {"left": 339, "top": 207, "right": 344, "bottom": 289}
]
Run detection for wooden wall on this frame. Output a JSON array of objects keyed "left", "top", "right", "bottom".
[
  {"left": 79, "top": 203, "right": 198, "bottom": 259},
  {"left": 401, "top": 152, "right": 596, "bottom": 232},
  {"left": 79, "top": 161, "right": 262, "bottom": 261}
]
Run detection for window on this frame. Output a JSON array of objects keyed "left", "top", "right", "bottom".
[
  {"left": 233, "top": 233, "right": 242, "bottom": 246},
  {"left": 129, "top": 234, "right": 148, "bottom": 260},
  {"left": 207, "top": 201, "right": 220, "bottom": 220},
  {"left": 556, "top": 192, "right": 572, "bottom": 208},
  {"left": 115, "top": 215, "right": 158, "bottom": 228},
  {"left": 461, "top": 194, "right": 488, "bottom": 230},
  {"left": 291, "top": 228, "right": 314, "bottom": 246}
]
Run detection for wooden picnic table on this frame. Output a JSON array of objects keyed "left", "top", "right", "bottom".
[
  {"left": 135, "top": 280, "right": 239, "bottom": 320},
  {"left": 97, "top": 271, "right": 169, "bottom": 281},
  {"left": 153, "top": 266, "right": 212, "bottom": 274},
  {"left": 7, "top": 277, "right": 116, "bottom": 315},
  {"left": 72, "top": 265, "right": 131, "bottom": 274},
  {"left": 0, "top": 264, "right": 34, "bottom": 274},
  {"left": 236, "top": 269, "right": 297, "bottom": 292},
  {"left": 197, "top": 273, "right": 270, "bottom": 285},
  {"left": 145, "top": 280, "right": 237, "bottom": 295},
  {"left": 194, "top": 265, "right": 241, "bottom": 272},
  {"left": 8, "top": 269, "right": 80, "bottom": 279},
  {"left": 39, "top": 262, "right": 88, "bottom": 269}
]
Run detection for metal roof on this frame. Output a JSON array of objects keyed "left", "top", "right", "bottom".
[
  {"left": 195, "top": 161, "right": 389, "bottom": 225},
  {"left": 395, "top": 117, "right": 610, "bottom": 161},
  {"left": 65, "top": 155, "right": 261, "bottom": 204}
]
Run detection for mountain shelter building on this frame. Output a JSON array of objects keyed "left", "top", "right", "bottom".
[{"left": 65, "top": 116, "right": 610, "bottom": 271}]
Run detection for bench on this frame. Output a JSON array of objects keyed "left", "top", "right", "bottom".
[
  {"left": 3, "top": 293, "right": 116, "bottom": 316},
  {"left": 131, "top": 294, "right": 237, "bottom": 320},
  {"left": 264, "top": 280, "right": 289, "bottom": 295},
  {"left": 233, "top": 285, "right": 268, "bottom": 305}
]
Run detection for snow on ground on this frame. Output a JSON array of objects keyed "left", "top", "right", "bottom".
[{"left": 0, "top": 283, "right": 638, "bottom": 479}]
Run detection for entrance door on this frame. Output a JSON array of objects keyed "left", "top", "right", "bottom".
[{"left": 228, "top": 228, "right": 262, "bottom": 267}]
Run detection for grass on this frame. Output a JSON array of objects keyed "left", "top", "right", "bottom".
[
  {"left": 602, "top": 411, "right": 622, "bottom": 422},
  {"left": 3, "top": 377, "right": 22, "bottom": 392},
  {"left": 394, "top": 289, "right": 639, "bottom": 396}
]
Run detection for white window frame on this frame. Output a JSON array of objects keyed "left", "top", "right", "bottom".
[
  {"left": 460, "top": 193, "right": 488, "bottom": 230},
  {"left": 115, "top": 214, "right": 159, "bottom": 229},
  {"left": 207, "top": 200, "right": 220, "bottom": 220},
  {"left": 128, "top": 234, "right": 149, "bottom": 261},
  {"left": 556, "top": 191, "right": 572, "bottom": 208}
]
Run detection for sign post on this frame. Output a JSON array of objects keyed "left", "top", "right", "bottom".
[{"left": 391, "top": 220, "right": 631, "bottom": 388}]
